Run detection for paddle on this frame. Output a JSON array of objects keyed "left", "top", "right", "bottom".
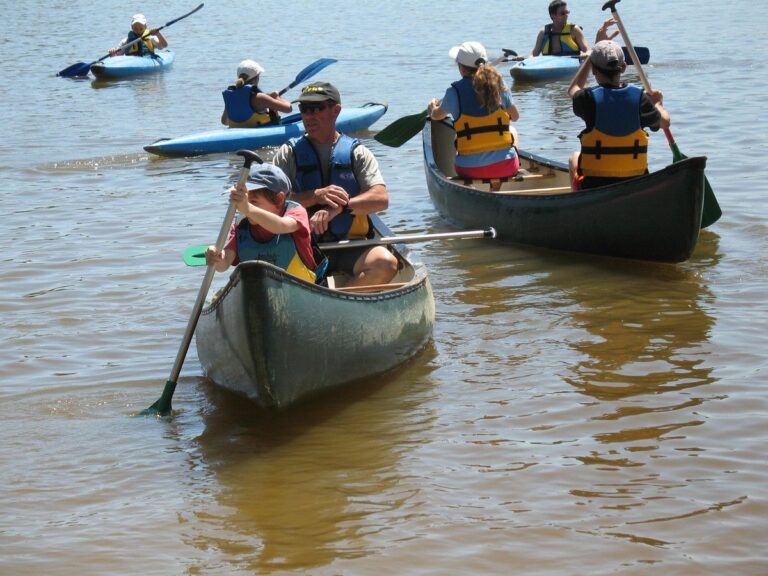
[
  {"left": 602, "top": 0, "right": 721, "bottom": 228},
  {"left": 182, "top": 228, "right": 497, "bottom": 267},
  {"left": 373, "top": 109, "right": 429, "bottom": 148},
  {"left": 140, "top": 149, "right": 262, "bottom": 417},
  {"left": 375, "top": 51, "right": 513, "bottom": 148},
  {"left": 277, "top": 58, "right": 338, "bottom": 96},
  {"left": 57, "top": 3, "right": 204, "bottom": 78}
]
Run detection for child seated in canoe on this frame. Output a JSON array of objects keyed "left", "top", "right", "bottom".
[
  {"left": 205, "top": 164, "right": 325, "bottom": 283},
  {"left": 221, "top": 60, "right": 293, "bottom": 128},
  {"left": 109, "top": 14, "right": 167, "bottom": 57},
  {"left": 568, "top": 19, "right": 670, "bottom": 191},
  {"left": 427, "top": 41, "right": 520, "bottom": 191}
]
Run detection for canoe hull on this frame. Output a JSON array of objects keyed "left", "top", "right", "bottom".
[
  {"left": 423, "top": 120, "right": 705, "bottom": 263},
  {"left": 90, "top": 50, "right": 174, "bottom": 78},
  {"left": 195, "top": 216, "right": 435, "bottom": 409},
  {"left": 145, "top": 102, "right": 388, "bottom": 157}
]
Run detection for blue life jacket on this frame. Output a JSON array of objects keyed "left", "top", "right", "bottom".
[
  {"left": 222, "top": 85, "right": 276, "bottom": 127},
  {"left": 235, "top": 201, "right": 319, "bottom": 282},
  {"left": 289, "top": 134, "right": 370, "bottom": 241}
]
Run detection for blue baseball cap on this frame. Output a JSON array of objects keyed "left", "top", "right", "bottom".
[{"left": 246, "top": 164, "right": 292, "bottom": 193}]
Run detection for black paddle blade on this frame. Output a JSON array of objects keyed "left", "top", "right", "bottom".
[
  {"left": 57, "top": 62, "right": 91, "bottom": 78},
  {"left": 374, "top": 110, "right": 429, "bottom": 147},
  {"left": 138, "top": 380, "right": 176, "bottom": 417}
]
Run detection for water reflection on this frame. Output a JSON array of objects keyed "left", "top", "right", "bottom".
[
  {"left": 187, "top": 349, "right": 438, "bottom": 573},
  {"left": 431, "top": 237, "right": 725, "bottom": 547}
]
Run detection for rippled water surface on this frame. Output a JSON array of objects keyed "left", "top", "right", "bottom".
[{"left": 2, "top": 1, "right": 767, "bottom": 574}]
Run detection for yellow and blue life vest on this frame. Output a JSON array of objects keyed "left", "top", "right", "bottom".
[
  {"left": 222, "top": 85, "right": 276, "bottom": 128},
  {"left": 451, "top": 77, "right": 513, "bottom": 156},
  {"left": 541, "top": 23, "right": 580, "bottom": 55},
  {"left": 235, "top": 201, "right": 317, "bottom": 282},
  {"left": 578, "top": 85, "right": 649, "bottom": 178},
  {"left": 290, "top": 134, "right": 371, "bottom": 241},
  {"left": 126, "top": 29, "right": 154, "bottom": 56}
]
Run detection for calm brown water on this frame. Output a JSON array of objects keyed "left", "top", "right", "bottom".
[{"left": 2, "top": 1, "right": 767, "bottom": 574}]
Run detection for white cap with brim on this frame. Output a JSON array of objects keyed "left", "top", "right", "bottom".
[
  {"left": 237, "top": 59, "right": 265, "bottom": 81},
  {"left": 448, "top": 41, "right": 488, "bottom": 69},
  {"left": 131, "top": 14, "right": 147, "bottom": 26},
  {"left": 246, "top": 164, "right": 292, "bottom": 194}
]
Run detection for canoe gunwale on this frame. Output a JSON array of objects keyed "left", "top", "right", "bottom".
[
  {"left": 202, "top": 257, "right": 430, "bottom": 318},
  {"left": 423, "top": 119, "right": 706, "bottom": 263}
]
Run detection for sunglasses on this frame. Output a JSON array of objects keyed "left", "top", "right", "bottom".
[{"left": 299, "top": 101, "right": 333, "bottom": 114}]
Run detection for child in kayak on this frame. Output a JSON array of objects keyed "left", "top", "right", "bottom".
[
  {"left": 221, "top": 60, "right": 293, "bottom": 128},
  {"left": 109, "top": 14, "right": 167, "bottom": 57},
  {"left": 205, "top": 164, "right": 323, "bottom": 283}
]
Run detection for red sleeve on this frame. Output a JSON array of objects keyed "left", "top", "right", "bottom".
[
  {"left": 285, "top": 203, "right": 317, "bottom": 268},
  {"left": 224, "top": 222, "right": 240, "bottom": 266}
]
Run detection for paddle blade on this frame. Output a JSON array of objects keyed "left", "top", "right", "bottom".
[
  {"left": 666, "top": 136, "right": 721, "bottom": 227},
  {"left": 57, "top": 62, "right": 91, "bottom": 78},
  {"left": 279, "top": 58, "right": 338, "bottom": 96},
  {"left": 622, "top": 46, "right": 650, "bottom": 65},
  {"left": 700, "top": 179, "right": 722, "bottom": 228},
  {"left": 184, "top": 245, "right": 208, "bottom": 266},
  {"left": 294, "top": 58, "right": 337, "bottom": 84},
  {"left": 374, "top": 110, "right": 428, "bottom": 147},
  {"left": 138, "top": 380, "right": 176, "bottom": 417}
]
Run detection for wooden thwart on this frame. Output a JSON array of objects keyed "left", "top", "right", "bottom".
[
  {"left": 335, "top": 282, "right": 408, "bottom": 293},
  {"left": 495, "top": 185, "right": 573, "bottom": 196}
]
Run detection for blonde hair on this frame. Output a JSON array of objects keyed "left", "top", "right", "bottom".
[
  {"left": 235, "top": 73, "right": 259, "bottom": 89},
  {"left": 472, "top": 64, "right": 505, "bottom": 112}
]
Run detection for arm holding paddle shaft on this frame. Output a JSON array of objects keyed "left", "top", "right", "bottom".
[{"left": 602, "top": 0, "right": 720, "bottom": 228}]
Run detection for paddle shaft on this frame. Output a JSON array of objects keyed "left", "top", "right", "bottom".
[
  {"left": 320, "top": 228, "right": 497, "bottom": 250},
  {"left": 142, "top": 149, "right": 261, "bottom": 417},
  {"left": 117, "top": 2, "right": 203, "bottom": 56},
  {"left": 167, "top": 163, "right": 248, "bottom": 384},
  {"left": 183, "top": 228, "right": 497, "bottom": 266}
]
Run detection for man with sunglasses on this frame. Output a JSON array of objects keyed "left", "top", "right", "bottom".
[
  {"left": 272, "top": 82, "right": 398, "bottom": 288},
  {"left": 526, "top": 1, "right": 588, "bottom": 59}
]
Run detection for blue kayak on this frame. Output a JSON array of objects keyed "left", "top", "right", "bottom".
[
  {"left": 510, "top": 55, "right": 579, "bottom": 81},
  {"left": 510, "top": 47, "right": 650, "bottom": 82},
  {"left": 144, "top": 102, "right": 388, "bottom": 157},
  {"left": 90, "top": 50, "right": 175, "bottom": 78}
]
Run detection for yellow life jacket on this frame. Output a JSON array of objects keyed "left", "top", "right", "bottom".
[
  {"left": 225, "top": 110, "right": 274, "bottom": 128},
  {"left": 452, "top": 78, "right": 513, "bottom": 155},
  {"left": 541, "top": 23, "right": 580, "bottom": 55},
  {"left": 579, "top": 85, "right": 649, "bottom": 178},
  {"left": 127, "top": 30, "right": 154, "bottom": 55}
]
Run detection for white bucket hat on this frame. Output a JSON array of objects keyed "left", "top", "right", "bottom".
[{"left": 131, "top": 14, "right": 147, "bottom": 26}]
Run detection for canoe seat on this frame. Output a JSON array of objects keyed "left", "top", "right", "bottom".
[
  {"left": 450, "top": 170, "right": 554, "bottom": 187},
  {"left": 336, "top": 282, "right": 408, "bottom": 293}
]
